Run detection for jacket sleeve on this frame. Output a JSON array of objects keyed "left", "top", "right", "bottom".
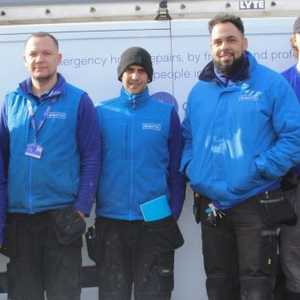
[
  {"left": 254, "top": 78, "right": 300, "bottom": 179},
  {"left": 168, "top": 108, "right": 186, "bottom": 219},
  {"left": 74, "top": 93, "right": 101, "bottom": 216},
  {"left": 0, "top": 98, "right": 9, "bottom": 245},
  {"left": 180, "top": 97, "right": 193, "bottom": 175}
]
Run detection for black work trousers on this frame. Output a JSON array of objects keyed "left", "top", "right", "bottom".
[
  {"left": 6, "top": 212, "right": 82, "bottom": 300},
  {"left": 95, "top": 216, "right": 183, "bottom": 300},
  {"left": 200, "top": 197, "right": 278, "bottom": 300},
  {"left": 280, "top": 185, "right": 300, "bottom": 294}
]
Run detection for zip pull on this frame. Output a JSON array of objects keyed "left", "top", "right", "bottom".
[
  {"left": 132, "top": 98, "right": 136, "bottom": 109},
  {"left": 265, "top": 191, "right": 270, "bottom": 200}
]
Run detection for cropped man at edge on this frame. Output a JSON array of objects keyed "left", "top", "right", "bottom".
[
  {"left": 95, "top": 47, "right": 185, "bottom": 300},
  {"left": 0, "top": 32, "right": 100, "bottom": 300},
  {"left": 181, "top": 14, "right": 300, "bottom": 300},
  {"left": 280, "top": 16, "right": 300, "bottom": 300},
  {"left": 0, "top": 148, "right": 7, "bottom": 249}
]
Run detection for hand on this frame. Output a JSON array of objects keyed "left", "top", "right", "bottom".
[{"left": 77, "top": 211, "right": 85, "bottom": 219}]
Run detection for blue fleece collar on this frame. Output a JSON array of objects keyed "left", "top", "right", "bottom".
[
  {"left": 18, "top": 73, "right": 66, "bottom": 101},
  {"left": 120, "top": 86, "right": 150, "bottom": 108}
]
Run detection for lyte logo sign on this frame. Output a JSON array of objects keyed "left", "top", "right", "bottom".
[{"left": 239, "top": 0, "right": 265, "bottom": 9}]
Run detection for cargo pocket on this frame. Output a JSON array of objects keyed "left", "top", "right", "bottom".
[
  {"left": 143, "top": 217, "right": 183, "bottom": 293},
  {"left": 258, "top": 191, "right": 297, "bottom": 226},
  {"left": 156, "top": 250, "right": 175, "bottom": 292},
  {"left": 260, "top": 228, "right": 278, "bottom": 276}
]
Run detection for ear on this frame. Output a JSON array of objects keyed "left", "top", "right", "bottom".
[
  {"left": 290, "top": 34, "right": 297, "bottom": 50},
  {"left": 57, "top": 52, "right": 62, "bottom": 64},
  {"left": 23, "top": 54, "right": 28, "bottom": 68},
  {"left": 243, "top": 37, "right": 248, "bottom": 51},
  {"left": 290, "top": 34, "right": 299, "bottom": 58}
]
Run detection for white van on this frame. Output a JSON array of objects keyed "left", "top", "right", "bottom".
[{"left": 0, "top": 1, "right": 299, "bottom": 299}]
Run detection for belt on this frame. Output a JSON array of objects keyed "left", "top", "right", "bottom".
[
  {"left": 251, "top": 188, "right": 283, "bottom": 201},
  {"left": 194, "top": 189, "right": 283, "bottom": 204},
  {"left": 7, "top": 210, "right": 51, "bottom": 223}
]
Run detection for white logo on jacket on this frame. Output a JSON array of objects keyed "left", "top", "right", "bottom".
[
  {"left": 142, "top": 123, "right": 162, "bottom": 131},
  {"left": 47, "top": 112, "right": 67, "bottom": 119},
  {"left": 239, "top": 83, "right": 262, "bottom": 102},
  {"left": 239, "top": 92, "right": 262, "bottom": 101}
]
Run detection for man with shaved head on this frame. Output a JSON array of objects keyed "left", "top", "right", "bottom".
[{"left": 0, "top": 32, "right": 100, "bottom": 300}]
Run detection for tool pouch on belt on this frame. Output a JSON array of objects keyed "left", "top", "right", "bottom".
[
  {"left": 144, "top": 217, "right": 184, "bottom": 251},
  {"left": 193, "top": 192, "right": 202, "bottom": 224},
  {"left": 259, "top": 190, "right": 297, "bottom": 226},
  {"left": 50, "top": 206, "right": 86, "bottom": 245},
  {"left": 85, "top": 225, "right": 96, "bottom": 263},
  {"left": 0, "top": 223, "right": 15, "bottom": 258},
  {"left": 140, "top": 195, "right": 184, "bottom": 251}
]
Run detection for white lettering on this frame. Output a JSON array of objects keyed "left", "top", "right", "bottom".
[{"left": 142, "top": 123, "right": 162, "bottom": 131}]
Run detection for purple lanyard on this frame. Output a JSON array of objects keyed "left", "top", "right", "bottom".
[{"left": 26, "top": 100, "right": 52, "bottom": 143}]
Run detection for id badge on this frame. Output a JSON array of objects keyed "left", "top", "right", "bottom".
[{"left": 25, "top": 143, "right": 43, "bottom": 159}]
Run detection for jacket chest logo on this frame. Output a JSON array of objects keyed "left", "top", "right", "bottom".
[
  {"left": 142, "top": 122, "right": 162, "bottom": 131},
  {"left": 47, "top": 112, "right": 67, "bottom": 119},
  {"left": 239, "top": 83, "right": 262, "bottom": 102}
]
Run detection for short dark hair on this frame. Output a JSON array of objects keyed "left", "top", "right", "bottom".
[
  {"left": 208, "top": 14, "right": 244, "bottom": 35},
  {"left": 25, "top": 32, "right": 59, "bottom": 49}
]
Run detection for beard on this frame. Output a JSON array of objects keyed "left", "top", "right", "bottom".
[{"left": 214, "top": 53, "right": 245, "bottom": 77}]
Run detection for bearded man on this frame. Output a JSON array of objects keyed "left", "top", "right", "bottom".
[{"left": 181, "top": 14, "right": 300, "bottom": 300}]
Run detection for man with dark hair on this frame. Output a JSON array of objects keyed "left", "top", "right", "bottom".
[
  {"left": 208, "top": 13, "right": 245, "bottom": 34},
  {"left": 0, "top": 32, "right": 101, "bottom": 300},
  {"left": 95, "top": 46, "right": 185, "bottom": 300},
  {"left": 181, "top": 14, "right": 300, "bottom": 300},
  {"left": 280, "top": 16, "right": 300, "bottom": 300}
]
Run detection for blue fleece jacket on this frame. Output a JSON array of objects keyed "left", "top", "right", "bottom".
[
  {"left": 96, "top": 87, "right": 185, "bottom": 220},
  {"left": 282, "top": 65, "right": 300, "bottom": 101},
  {"left": 0, "top": 74, "right": 101, "bottom": 218},
  {"left": 282, "top": 64, "right": 300, "bottom": 175}
]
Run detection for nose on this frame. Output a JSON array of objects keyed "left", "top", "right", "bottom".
[
  {"left": 35, "top": 53, "right": 44, "bottom": 62},
  {"left": 220, "top": 41, "right": 228, "bottom": 49},
  {"left": 131, "top": 71, "right": 139, "bottom": 80}
]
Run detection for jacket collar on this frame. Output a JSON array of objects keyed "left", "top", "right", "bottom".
[
  {"left": 120, "top": 86, "right": 150, "bottom": 109},
  {"left": 18, "top": 73, "right": 66, "bottom": 101},
  {"left": 199, "top": 51, "right": 253, "bottom": 84}
]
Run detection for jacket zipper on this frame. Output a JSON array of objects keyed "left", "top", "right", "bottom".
[
  {"left": 27, "top": 103, "right": 34, "bottom": 213},
  {"left": 128, "top": 95, "right": 137, "bottom": 220},
  {"left": 28, "top": 158, "right": 33, "bottom": 213}
]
